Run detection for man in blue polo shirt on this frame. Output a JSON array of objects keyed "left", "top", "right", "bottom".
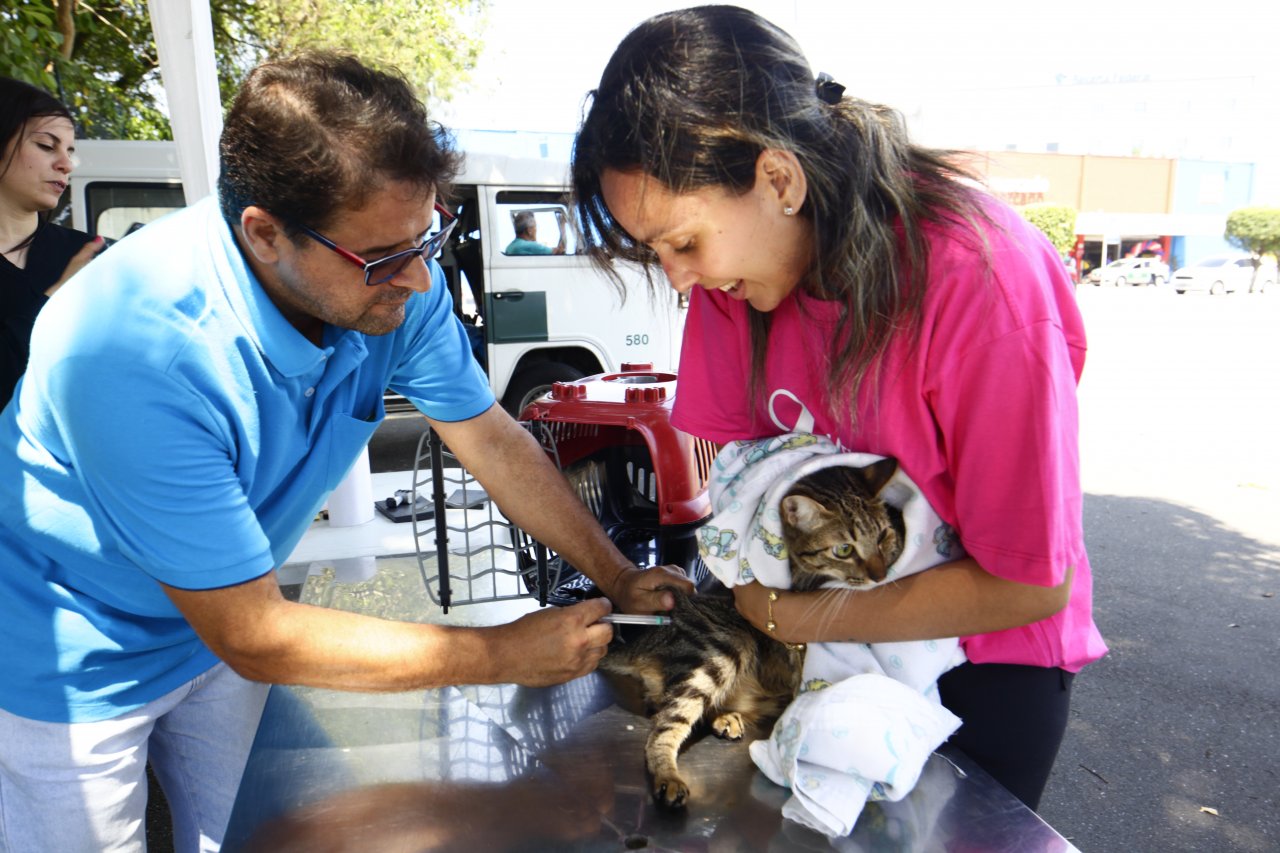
[{"left": 0, "top": 53, "right": 690, "bottom": 852}]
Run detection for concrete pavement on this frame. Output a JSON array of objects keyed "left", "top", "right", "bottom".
[{"left": 1038, "top": 285, "right": 1280, "bottom": 852}]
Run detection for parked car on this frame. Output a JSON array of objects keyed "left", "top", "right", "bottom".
[
  {"left": 1171, "top": 255, "right": 1276, "bottom": 295},
  {"left": 1088, "top": 257, "right": 1170, "bottom": 287}
]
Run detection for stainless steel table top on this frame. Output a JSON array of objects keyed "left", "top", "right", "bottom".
[{"left": 223, "top": 556, "right": 1079, "bottom": 851}]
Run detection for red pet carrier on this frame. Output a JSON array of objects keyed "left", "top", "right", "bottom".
[
  {"left": 409, "top": 364, "right": 718, "bottom": 611},
  {"left": 518, "top": 363, "right": 719, "bottom": 603}
]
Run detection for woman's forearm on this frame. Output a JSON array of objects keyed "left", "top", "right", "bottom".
[{"left": 743, "top": 558, "right": 1075, "bottom": 645}]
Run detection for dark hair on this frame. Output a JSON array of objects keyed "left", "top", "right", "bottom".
[
  {"left": 1, "top": 76, "right": 74, "bottom": 173},
  {"left": 571, "top": 5, "right": 985, "bottom": 415},
  {"left": 1, "top": 77, "right": 76, "bottom": 246},
  {"left": 218, "top": 52, "right": 461, "bottom": 234}
]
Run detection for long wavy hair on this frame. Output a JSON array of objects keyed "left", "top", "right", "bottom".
[
  {"left": 218, "top": 52, "right": 460, "bottom": 238},
  {"left": 571, "top": 5, "right": 986, "bottom": 419}
]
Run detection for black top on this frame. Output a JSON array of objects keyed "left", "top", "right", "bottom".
[{"left": 0, "top": 221, "right": 94, "bottom": 409}]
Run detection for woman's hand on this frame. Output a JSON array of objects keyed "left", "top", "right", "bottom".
[
  {"left": 606, "top": 563, "right": 694, "bottom": 613},
  {"left": 46, "top": 236, "right": 105, "bottom": 296},
  {"left": 732, "top": 581, "right": 809, "bottom": 644}
]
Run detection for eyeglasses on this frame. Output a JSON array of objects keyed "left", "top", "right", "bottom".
[{"left": 295, "top": 202, "right": 458, "bottom": 286}]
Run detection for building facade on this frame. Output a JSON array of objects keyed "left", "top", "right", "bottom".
[{"left": 963, "top": 149, "right": 1258, "bottom": 276}]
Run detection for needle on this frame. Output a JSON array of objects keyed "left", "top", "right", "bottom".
[{"left": 599, "top": 614, "right": 672, "bottom": 626}]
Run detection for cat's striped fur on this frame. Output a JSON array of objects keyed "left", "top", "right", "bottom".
[{"left": 600, "top": 457, "right": 903, "bottom": 809}]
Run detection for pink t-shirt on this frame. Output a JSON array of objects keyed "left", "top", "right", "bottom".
[{"left": 672, "top": 199, "right": 1107, "bottom": 672}]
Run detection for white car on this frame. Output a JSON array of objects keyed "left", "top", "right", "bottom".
[
  {"left": 1089, "top": 257, "right": 1169, "bottom": 287},
  {"left": 1171, "top": 255, "right": 1276, "bottom": 295}
]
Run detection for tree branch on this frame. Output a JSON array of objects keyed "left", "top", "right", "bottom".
[{"left": 55, "top": 0, "right": 75, "bottom": 58}]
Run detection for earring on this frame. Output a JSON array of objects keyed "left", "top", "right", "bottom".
[{"left": 783, "top": 206, "right": 795, "bottom": 216}]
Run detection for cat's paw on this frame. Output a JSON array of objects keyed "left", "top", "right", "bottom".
[
  {"left": 652, "top": 774, "right": 690, "bottom": 809},
  {"left": 711, "top": 712, "right": 746, "bottom": 740}
]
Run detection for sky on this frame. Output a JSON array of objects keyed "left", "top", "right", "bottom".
[{"left": 436, "top": 0, "right": 1280, "bottom": 198}]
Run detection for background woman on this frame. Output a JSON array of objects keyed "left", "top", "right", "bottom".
[
  {"left": 0, "top": 77, "right": 103, "bottom": 409},
  {"left": 570, "top": 5, "right": 1107, "bottom": 810}
]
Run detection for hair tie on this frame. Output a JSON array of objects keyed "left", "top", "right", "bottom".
[{"left": 815, "top": 72, "right": 846, "bottom": 105}]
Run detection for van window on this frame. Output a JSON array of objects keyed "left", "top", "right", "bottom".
[
  {"left": 84, "top": 181, "right": 186, "bottom": 241},
  {"left": 495, "top": 191, "right": 575, "bottom": 256}
]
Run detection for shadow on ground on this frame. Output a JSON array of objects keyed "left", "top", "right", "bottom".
[{"left": 1040, "top": 493, "right": 1280, "bottom": 852}]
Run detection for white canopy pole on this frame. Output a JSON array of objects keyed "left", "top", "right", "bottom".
[{"left": 147, "top": 0, "right": 222, "bottom": 204}]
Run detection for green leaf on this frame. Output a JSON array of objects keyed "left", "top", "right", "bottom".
[
  {"left": 2, "top": 0, "right": 489, "bottom": 140},
  {"left": 1019, "top": 203, "right": 1078, "bottom": 256},
  {"left": 1225, "top": 207, "right": 1280, "bottom": 260}
]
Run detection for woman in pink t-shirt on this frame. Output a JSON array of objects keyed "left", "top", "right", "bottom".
[{"left": 570, "top": 6, "right": 1106, "bottom": 810}]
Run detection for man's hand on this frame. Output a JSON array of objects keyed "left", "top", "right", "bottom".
[
  {"left": 605, "top": 563, "right": 694, "bottom": 613},
  {"left": 552, "top": 209, "right": 568, "bottom": 254},
  {"left": 489, "top": 598, "right": 615, "bottom": 687}
]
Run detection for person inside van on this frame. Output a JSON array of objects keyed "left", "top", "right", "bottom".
[
  {"left": 0, "top": 76, "right": 105, "bottom": 409},
  {"left": 0, "top": 53, "right": 691, "bottom": 852},
  {"left": 504, "top": 208, "right": 566, "bottom": 254}
]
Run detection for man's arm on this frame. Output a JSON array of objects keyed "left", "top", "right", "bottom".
[
  {"left": 427, "top": 404, "right": 694, "bottom": 611},
  {"left": 552, "top": 210, "right": 567, "bottom": 255},
  {"left": 163, "top": 573, "right": 614, "bottom": 690}
]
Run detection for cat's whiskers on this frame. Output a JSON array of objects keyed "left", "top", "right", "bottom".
[
  {"left": 794, "top": 580, "right": 911, "bottom": 643},
  {"left": 794, "top": 586, "right": 849, "bottom": 640}
]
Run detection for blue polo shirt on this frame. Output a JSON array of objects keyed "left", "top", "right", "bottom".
[{"left": 0, "top": 197, "right": 493, "bottom": 722}]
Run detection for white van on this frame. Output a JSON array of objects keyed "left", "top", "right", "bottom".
[{"left": 66, "top": 131, "right": 685, "bottom": 416}]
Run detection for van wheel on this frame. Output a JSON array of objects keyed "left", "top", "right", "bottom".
[{"left": 503, "top": 362, "right": 586, "bottom": 418}]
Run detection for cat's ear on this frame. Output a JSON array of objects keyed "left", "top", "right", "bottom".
[
  {"left": 781, "top": 494, "right": 828, "bottom": 530},
  {"left": 858, "top": 457, "right": 900, "bottom": 496}
]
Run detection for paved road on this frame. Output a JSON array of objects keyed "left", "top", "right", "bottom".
[
  {"left": 1037, "top": 284, "right": 1280, "bottom": 852},
  {"left": 366, "top": 283, "right": 1280, "bottom": 852}
]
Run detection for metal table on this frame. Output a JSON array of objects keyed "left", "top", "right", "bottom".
[{"left": 223, "top": 555, "right": 1080, "bottom": 851}]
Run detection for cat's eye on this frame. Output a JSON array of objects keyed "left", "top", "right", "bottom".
[{"left": 832, "top": 543, "right": 854, "bottom": 558}]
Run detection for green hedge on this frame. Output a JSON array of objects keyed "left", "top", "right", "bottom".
[{"left": 1019, "top": 203, "right": 1078, "bottom": 256}]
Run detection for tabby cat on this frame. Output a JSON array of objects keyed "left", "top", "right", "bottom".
[
  {"left": 599, "top": 456, "right": 904, "bottom": 809},
  {"left": 779, "top": 457, "right": 904, "bottom": 591}
]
